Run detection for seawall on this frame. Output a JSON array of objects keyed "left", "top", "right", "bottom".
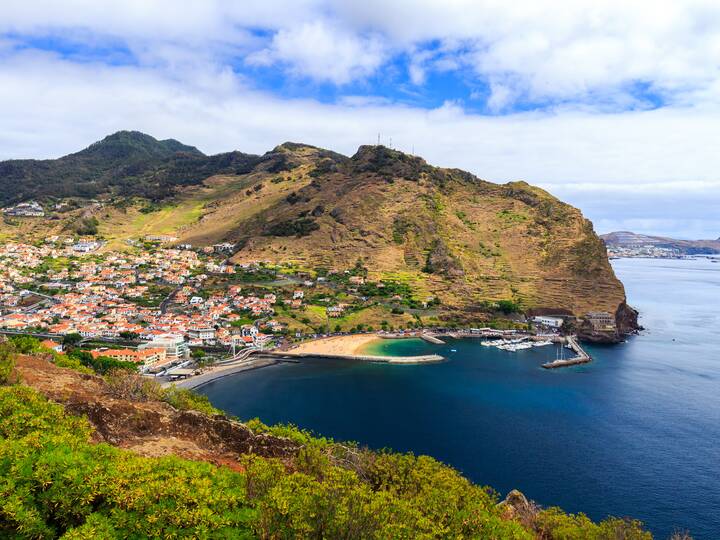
[{"left": 170, "top": 357, "right": 279, "bottom": 390}]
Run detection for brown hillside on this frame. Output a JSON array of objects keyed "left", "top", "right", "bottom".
[
  {"left": 177, "top": 145, "right": 631, "bottom": 327},
  {"left": 14, "top": 354, "right": 300, "bottom": 471}
]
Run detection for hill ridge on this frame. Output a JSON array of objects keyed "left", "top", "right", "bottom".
[{"left": 0, "top": 132, "right": 637, "bottom": 337}]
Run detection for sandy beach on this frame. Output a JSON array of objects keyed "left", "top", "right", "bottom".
[{"left": 285, "top": 334, "right": 381, "bottom": 356}]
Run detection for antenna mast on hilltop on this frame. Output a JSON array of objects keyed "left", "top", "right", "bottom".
[{"left": 377, "top": 133, "right": 380, "bottom": 146}]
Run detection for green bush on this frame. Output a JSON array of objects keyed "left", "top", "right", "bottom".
[
  {"left": 535, "top": 507, "right": 652, "bottom": 540},
  {"left": 74, "top": 216, "right": 99, "bottom": 236},
  {"left": 245, "top": 417, "right": 332, "bottom": 448},
  {"left": 8, "top": 336, "right": 43, "bottom": 354},
  {"left": 0, "top": 342, "right": 16, "bottom": 384},
  {"left": 52, "top": 353, "right": 93, "bottom": 375},
  {"left": 0, "top": 382, "right": 654, "bottom": 539},
  {"left": 162, "top": 386, "right": 222, "bottom": 416},
  {"left": 0, "top": 386, "right": 255, "bottom": 539},
  {"left": 496, "top": 299, "right": 521, "bottom": 314},
  {"left": 65, "top": 350, "right": 136, "bottom": 375}
]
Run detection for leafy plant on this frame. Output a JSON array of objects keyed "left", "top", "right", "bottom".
[{"left": 0, "top": 342, "right": 16, "bottom": 384}]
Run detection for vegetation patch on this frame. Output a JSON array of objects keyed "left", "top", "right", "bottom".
[
  {"left": 266, "top": 217, "right": 319, "bottom": 237},
  {"left": 497, "top": 209, "right": 528, "bottom": 225}
]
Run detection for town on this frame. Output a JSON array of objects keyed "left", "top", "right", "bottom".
[
  {"left": 0, "top": 235, "right": 615, "bottom": 377},
  {"left": 0, "top": 237, "right": 289, "bottom": 374}
]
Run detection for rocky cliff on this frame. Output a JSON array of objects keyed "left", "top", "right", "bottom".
[{"left": 210, "top": 144, "right": 636, "bottom": 333}]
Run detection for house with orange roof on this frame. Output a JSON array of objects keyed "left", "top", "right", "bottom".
[{"left": 40, "top": 339, "right": 63, "bottom": 353}]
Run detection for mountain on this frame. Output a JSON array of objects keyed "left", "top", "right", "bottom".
[
  {"left": 601, "top": 231, "right": 720, "bottom": 254},
  {"left": 211, "top": 144, "right": 635, "bottom": 337},
  {"left": 0, "top": 133, "right": 637, "bottom": 338},
  {"left": 0, "top": 131, "right": 260, "bottom": 204}
]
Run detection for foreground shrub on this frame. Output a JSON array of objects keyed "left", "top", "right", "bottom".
[
  {"left": 0, "top": 342, "right": 16, "bottom": 384},
  {"left": 0, "top": 383, "right": 655, "bottom": 539},
  {"left": 51, "top": 353, "right": 93, "bottom": 375},
  {"left": 0, "top": 385, "right": 253, "bottom": 539},
  {"left": 162, "top": 386, "right": 222, "bottom": 416},
  {"left": 535, "top": 507, "right": 652, "bottom": 540},
  {"left": 105, "top": 371, "right": 221, "bottom": 415}
]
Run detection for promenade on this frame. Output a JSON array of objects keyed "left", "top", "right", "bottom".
[{"left": 167, "top": 357, "right": 279, "bottom": 390}]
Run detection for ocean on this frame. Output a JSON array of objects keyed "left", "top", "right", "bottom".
[{"left": 198, "top": 257, "right": 720, "bottom": 538}]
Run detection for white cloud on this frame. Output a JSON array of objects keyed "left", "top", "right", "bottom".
[
  {"left": 486, "top": 82, "right": 514, "bottom": 112},
  {"left": 1, "top": 50, "right": 720, "bottom": 237},
  {"left": 1, "top": 1, "right": 720, "bottom": 237},
  {"left": 332, "top": 0, "right": 720, "bottom": 105},
  {"left": 247, "top": 21, "right": 386, "bottom": 85},
  {"left": 3, "top": 1, "right": 720, "bottom": 105}
]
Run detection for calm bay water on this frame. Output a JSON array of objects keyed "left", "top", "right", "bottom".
[{"left": 199, "top": 258, "right": 720, "bottom": 538}]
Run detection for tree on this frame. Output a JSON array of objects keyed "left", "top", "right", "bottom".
[
  {"left": 8, "top": 336, "right": 42, "bottom": 354},
  {"left": 63, "top": 333, "right": 83, "bottom": 347},
  {"left": 496, "top": 300, "right": 520, "bottom": 314}
]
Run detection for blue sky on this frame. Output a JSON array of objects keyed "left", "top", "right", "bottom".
[{"left": 1, "top": 1, "right": 720, "bottom": 238}]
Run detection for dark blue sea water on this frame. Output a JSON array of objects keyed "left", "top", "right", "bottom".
[{"left": 199, "top": 258, "right": 720, "bottom": 539}]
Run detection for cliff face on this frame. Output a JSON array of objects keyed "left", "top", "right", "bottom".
[
  {"left": 577, "top": 302, "right": 640, "bottom": 343},
  {"left": 202, "top": 145, "right": 634, "bottom": 330}
]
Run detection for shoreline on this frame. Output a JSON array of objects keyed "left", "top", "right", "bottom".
[
  {"left": 166, "top": 357, "right": 280, "bottom": 390},
  {"left": 282, "top": 333, "right": 443, "bottom": 364},
  {"left": 174, "top": 330, "right": 588, "bottom": 389},
  {"left": 284, "top": 333, "right": 383, "bottom": 356}
]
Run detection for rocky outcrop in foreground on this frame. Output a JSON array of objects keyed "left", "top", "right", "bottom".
[{"left": 14, "top": 354, "right": 300, "bottom": 469}]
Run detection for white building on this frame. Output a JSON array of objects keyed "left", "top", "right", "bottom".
[
  {"left": 4, "top": 201, "right": 45, "bottom": 217},
  {"left": 188, "top": 327, "right": 215, "bottom": 343},
  {"left": 140, "top": 334, "right": 189, "bottom": 361},
  {"left": 72, "top": 241, "right": 102, "bottom": 253},
  {"left": 532, "top": 316, "right": 565, "bottom": 329}
]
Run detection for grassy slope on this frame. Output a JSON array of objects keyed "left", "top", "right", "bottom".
[
  {"left": 0, "top": 144, "right": 626, "bottom": 320},
  {"left": 219, "top": 149, "right": 626, "bottom": 319}
]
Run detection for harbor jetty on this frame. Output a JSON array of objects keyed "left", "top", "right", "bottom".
[
  {"left": 379, "top": 331, "right": 445, "bottom": 344},
  {"left": 420, "top": 334, "right": 446, "bottom": 345},
  {"left": 541, "top": 336, "right": 591, "bottom": 369}
]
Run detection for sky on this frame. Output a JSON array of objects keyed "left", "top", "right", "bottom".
[{"left": 1, "top": 1, "right": 720, "bottom": 239}]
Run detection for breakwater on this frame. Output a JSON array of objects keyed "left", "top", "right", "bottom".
[{"left": 541, "top": 336, "right": 591, "bottom": 369}]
